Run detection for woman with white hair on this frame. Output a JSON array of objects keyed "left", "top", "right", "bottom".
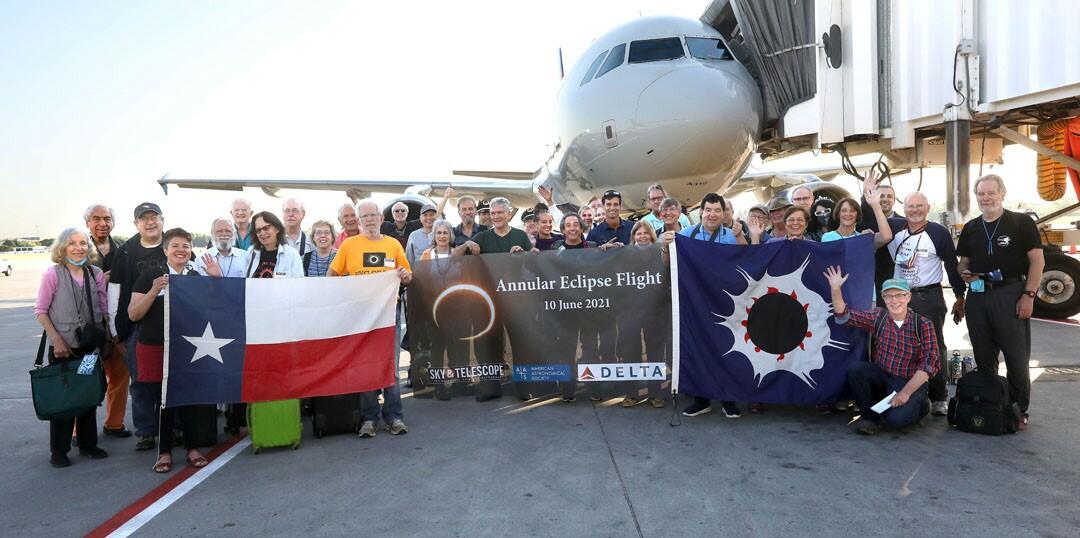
[{"left": 34, "top": 227, "right": 110, "bottom": 467}]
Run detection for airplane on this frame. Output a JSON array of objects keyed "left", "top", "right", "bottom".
[{"left": 158, "top": 16, "right": 803, "bottom": 219}]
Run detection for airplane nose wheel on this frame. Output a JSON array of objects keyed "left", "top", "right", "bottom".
[
  {"left": 1041, "top": 272, "right": 1072, "bottom": 301},
  {"left": 1034, "top": 252, "right": 1080, "bottom": 319}
]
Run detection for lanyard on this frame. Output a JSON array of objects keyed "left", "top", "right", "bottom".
[
  {"left": 981, "top": 216, "right": 1002, "bottom": 255},
  {"left": 219, "top": 252, "right": 235, "bottom": 277}
]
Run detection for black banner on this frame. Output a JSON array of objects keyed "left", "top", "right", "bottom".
[{"left": 407, "top": 245, "right": 671, "bottom": 402}]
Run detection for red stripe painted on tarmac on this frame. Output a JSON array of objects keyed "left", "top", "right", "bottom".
[{"left": 85, "top": 433, "right": 247, "bottom": 538}]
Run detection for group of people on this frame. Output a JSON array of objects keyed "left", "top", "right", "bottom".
[{"left": 34, "top": 171, "right": 1043, "bottom": 469}]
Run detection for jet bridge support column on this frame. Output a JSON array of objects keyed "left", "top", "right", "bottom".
[
  {"left": 946, "top": 119, "right": 971, "bottom": 220},
  {"left": 944, "top": 0, "right": 978, "bottom": 228}
]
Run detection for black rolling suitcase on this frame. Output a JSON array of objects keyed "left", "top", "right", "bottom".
[
  {"left": 187, "top": 404, "right": 219, "bottom": 447},
  {"left": 310, "top": 393, "right": 362, "bottom": 437}
]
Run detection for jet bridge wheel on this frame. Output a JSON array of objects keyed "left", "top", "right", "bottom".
[{"left": 1034, "top": 251, "right": 1080, "bottom": 319}]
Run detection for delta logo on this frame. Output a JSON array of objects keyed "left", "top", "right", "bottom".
[{"left": 576, "top": 363, "right": 667, "bottom": 382}]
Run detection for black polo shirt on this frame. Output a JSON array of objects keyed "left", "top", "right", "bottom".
[{"left": 956, "top": 209, "right": 1041, "bottom": 279}]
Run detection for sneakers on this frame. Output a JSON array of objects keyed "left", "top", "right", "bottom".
[
  {"left": 588, "top": 395, "right": 603, "bottom": 402},
  {"left": 834, "top": 400, "right": 852, "bottom": 412},
  {"left": 931, "top": 401, "right": 948, "bottom": 416},
  {"left": 1019, "top": 414, "right": 1029, "bottom": 431},
  {"left": 649, "top": 398, "right": 666, "bottom": 408},
  {"left": 102, "top": 426, "right": 133, "bottom": 438},
  {"left": 134, "top": 436, "right": 156, "bottom": 451},
  {"left": 358, "top": 421, "right": 377, "bottom": 438},
  {"left": 855, "top": 420, "right": 880, "bottom": 436},
  {"left": 385, "top": 419, "right": 408, "bottom": 435},
  {"left": 79, "top": 447, "right": 109, "bottom": 459},
  {"left": 682, "top": 400, "right": 712, "bottom": 417},
  {"left": 721, "top": 401, "right": 742, "bottom": 419},
  {"left": 562, "top": 395, "right": 576, "bottom": 403},
  {"left": 620, "top": 396, "right": 645, "bottom": 408},
  {"left": 50, "top": 453, "right": 71, "bottom": 468}
]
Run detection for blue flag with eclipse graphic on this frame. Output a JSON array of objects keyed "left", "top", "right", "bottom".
[{"left": 672, "top": 234, "right": 873, "bottom": 405}]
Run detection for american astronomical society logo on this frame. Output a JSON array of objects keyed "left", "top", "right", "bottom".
[
  {"left": 577, "top": 363, "right": 667, "bottom": 381},
  {"left": 427, "top": 364, "right": 505, "bottom": 382}
]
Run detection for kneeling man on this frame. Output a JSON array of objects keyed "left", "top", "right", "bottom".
[{"left": 824, "top": 267, "right": 940, "bottom": 435}]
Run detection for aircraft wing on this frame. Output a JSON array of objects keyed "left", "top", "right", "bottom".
[{"left": 157, "top": 175, "right": 539, "bottom": 206}]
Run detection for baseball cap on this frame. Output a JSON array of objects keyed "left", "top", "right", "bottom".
[
  {"left": 766, "top": 198, "right": 792, "bottom": 212},
  {"left": 133, "top": 202, "right": 162, "bottom": 219},
  {"left": 420, "top": 203, "right": 437, "bottom": 214},
  {"left": 881, "top": 278, "right": 911, "bottom": 294},
  {"left": 748, "top": 204, "right": 769, "bottom": 216}
]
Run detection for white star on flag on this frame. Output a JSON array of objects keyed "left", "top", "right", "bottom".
[{"left": 182, "top": 322, "right": 234, "bottom": 364}]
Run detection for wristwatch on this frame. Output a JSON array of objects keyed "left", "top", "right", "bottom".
[{"left": 1022, "top": 290, "right": 1036, "bottom": 298}]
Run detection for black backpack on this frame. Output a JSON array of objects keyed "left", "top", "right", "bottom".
[{"left": 947, "top": 369, "right": 1021, "bottom": 435}]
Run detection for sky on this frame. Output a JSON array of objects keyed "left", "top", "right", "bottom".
[
  {"left": 1, "top": 1, "right": 1070, "bottom": 240},
  {"left": 0, "top": 0, "right": 708, "bottom": 238}
]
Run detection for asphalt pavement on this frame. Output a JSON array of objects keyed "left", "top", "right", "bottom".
[{"left": 2, "top": 255, "right": 1078, "bottom": 537}]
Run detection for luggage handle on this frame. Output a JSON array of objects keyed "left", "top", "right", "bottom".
[{"left": 33, "top": 331, "right": 47, "bottom": 368}]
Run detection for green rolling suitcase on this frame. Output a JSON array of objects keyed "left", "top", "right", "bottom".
[{"left": 247, "top": 399, "right": 301, "bottom": 453}]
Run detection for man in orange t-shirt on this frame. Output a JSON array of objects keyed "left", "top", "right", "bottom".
[{"left": 328, "top": 200, "right": 412, "bottom": 437}]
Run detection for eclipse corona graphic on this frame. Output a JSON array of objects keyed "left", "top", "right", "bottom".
[
  {"left": 432, "top": 284, "right": 495, "bottom": 340},
  {"left": 713, "top": 256, "right": 848, "bottom": 387}
]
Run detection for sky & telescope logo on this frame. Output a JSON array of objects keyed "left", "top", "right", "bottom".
[
  {"left": 427, "top": 364, "right": 505, "bottom": 383},
  {"left": 576, "top": 363, "right": 667, "bottom": 381},
  {"left": 512, "top": 364, "right": 571, "bottom": 382}
]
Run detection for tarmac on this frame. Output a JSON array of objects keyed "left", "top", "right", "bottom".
[{"left": 2, "top": 255, "right": 1078, "bottom": 537}]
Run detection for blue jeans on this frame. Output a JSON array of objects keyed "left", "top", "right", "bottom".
[
  {"left": 360, "top": 300, "right": 403, "bottom": 423},
  {"left": 124, "top": 328, "right": 159, "bottom": 437},
  {"left": 847, "top": 361, "right": 930, "bottom": 430}
]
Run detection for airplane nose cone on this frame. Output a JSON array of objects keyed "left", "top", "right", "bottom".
[{"left": 634, "top": 63, "right": 761, "bottom": 189}]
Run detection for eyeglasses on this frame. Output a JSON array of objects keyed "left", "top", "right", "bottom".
[
  {"left": 882, "top": 293, "right": 910, "bottom": 301},
  {"left": 814, "top": 208, "right": 832, "bottom": 217},
  {"left": 255, "top": 224, "right": 275, "bottom": 234}
]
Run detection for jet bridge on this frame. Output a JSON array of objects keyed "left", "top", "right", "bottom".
[{"left": 703, "top": 0, "right": 1080, "bottom": 318}]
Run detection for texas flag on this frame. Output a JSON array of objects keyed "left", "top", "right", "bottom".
[{"left": 162, "top": 271, "right": 399, "bottom": 407}]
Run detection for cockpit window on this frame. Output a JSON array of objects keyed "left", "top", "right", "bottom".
[
  {"left": 686, "top": 37, "right": 733, "bottom": 61},
  {"left": 580, "top": 50, "right": 609, "bottom": 86},
  {"left": 594, "top": 43, "right": 626, "bottom": 79},
  {"left": 628, "top": 38, "right": 684, "bottom": 63}
]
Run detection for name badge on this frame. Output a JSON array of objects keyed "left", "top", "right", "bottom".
[
  {"left": 77, "top": 353, "right": 98, "bottom": 375},
  {"left": 384, "top": 258, "right": 396, "bottom": 268},
  {"left": 274, "top": 271, "right": 288, "bottom": 279}
]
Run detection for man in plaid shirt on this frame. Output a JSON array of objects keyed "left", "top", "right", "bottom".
[{"left": 824, "top": 267, "right": 940, "bottom": 435}]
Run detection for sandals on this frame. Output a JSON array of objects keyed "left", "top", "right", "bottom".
[
  {"left": 153, "top": 455, "right": 172, "bottom": 473},
  {"left": 187, "top": 451, "right": 209, "bottom": 468}
]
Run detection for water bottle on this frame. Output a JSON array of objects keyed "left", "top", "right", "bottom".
[
  {"left": 962, "top": 355, "right": 975, "bottom": 376},
  {"left": 949, "top": 351, "right": 962, "bottom": 384}
]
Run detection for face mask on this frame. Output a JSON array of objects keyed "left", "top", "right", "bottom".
[
  {"left": 66, "top": 256, "right": 87, "bottom": 266},
  {"left": 816, "top": 214, "right": 831, "bottom": 227}
]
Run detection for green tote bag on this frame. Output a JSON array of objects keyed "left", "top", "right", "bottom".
[{"left": 29, "top": 332, "right": 106, "bottom": 421}]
